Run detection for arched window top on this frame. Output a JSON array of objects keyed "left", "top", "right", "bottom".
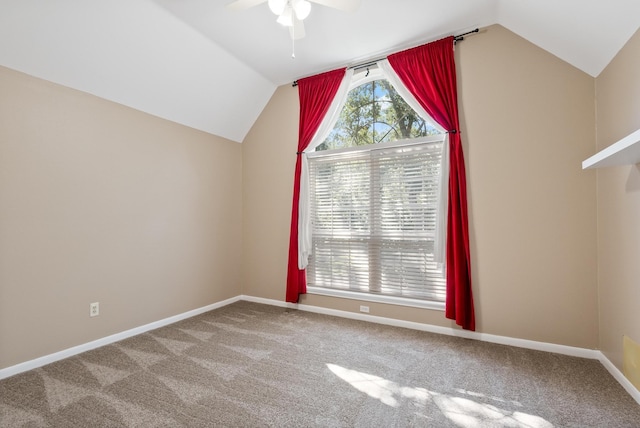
[{"left": 316, "top": 66, "right": 443, "bottom": 152}]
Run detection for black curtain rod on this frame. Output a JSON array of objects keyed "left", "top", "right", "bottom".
[
  {"left": 292, "top": 28, "right": 479, "bottom": 87},
  {"left": 454, "top": 28, "right": 480, "bottom": 42}
]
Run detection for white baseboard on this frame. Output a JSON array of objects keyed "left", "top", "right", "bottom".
[
  {"left": 248, "top": 296, "right": 599, "bottom": 359},
  {"left": 598, "top": 351, "right": 640, "bottom": 405},
  {"left": 240, "top": 294, "right": 291, "bottom": 308},
  {"left": 3, "top": 293, "right": 639, "bottom": 407},
  {"left": 0, "top": 296, "right": 241, "bottom": 380}
]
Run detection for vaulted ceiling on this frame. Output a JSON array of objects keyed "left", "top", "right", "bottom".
[{"left": 1, "top": 0, "right": 638, "bottom": 142}]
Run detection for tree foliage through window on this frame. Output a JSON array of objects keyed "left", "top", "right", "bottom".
[{"left": 317, "top": 78, "right": 441, "bottom": 151}]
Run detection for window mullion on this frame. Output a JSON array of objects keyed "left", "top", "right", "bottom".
[{"left": 369, "top": 151, "right": 381, "bottom": 293}]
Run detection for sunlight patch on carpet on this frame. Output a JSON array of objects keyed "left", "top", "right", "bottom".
[
  {"left": 326, "top": 363, "right": 553, "bottom": 428},
  {"left": 326, "top": 363, "right": 427, "bottom": 407}
]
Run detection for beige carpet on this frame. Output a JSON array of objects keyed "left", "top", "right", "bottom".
[{"left": 1, "top": 301, "right": 639, "bottom": 427}]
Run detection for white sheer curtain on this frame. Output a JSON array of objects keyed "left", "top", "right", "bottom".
[
  {"left": 297, "top": 68, "right": 354, "bottom": 269},
  {"left": 378, "top": 59, "right": 449, "bottom": 265}
]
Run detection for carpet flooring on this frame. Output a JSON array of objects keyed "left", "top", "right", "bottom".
[{"left": 1, "top": 301, "right": 639, "bottom": 427}]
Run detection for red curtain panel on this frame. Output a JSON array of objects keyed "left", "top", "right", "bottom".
[
  {"left": 388, "top": 36, "right": 475, "bottom": 331},
  {"left": 286, "top": 68, "right": 346, "bottom": 303}
]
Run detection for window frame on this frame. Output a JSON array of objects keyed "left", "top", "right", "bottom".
[{"left": 306, "top": 134, "right": 447, "bottom": 312}]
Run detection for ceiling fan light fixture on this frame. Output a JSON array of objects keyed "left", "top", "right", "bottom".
[
  {"left": 276, "top": 6, "right": 293, "bottom": 26},
  {"left": 268, "top": 0, "right": 287, "bottom": 16},
  {"left": 293, "top": 0, "right": 311, "bottom": 20}
]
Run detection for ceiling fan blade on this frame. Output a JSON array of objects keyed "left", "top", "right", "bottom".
[
  {"left": 308, "top": 0, "right": 361, "bottom": 12},
  {"left": 289, "top": 16, "right": 306, "bottom": 40},
  {"left": 226, "top": 0, "right": 267, "bottom": 11}
]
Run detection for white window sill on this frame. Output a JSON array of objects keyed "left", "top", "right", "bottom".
[{"left": 306, "top": 286, "right": 445, "bottom": 311}]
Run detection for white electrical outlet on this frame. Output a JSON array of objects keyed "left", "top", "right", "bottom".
[
  {"left": 90, "top": 302, "right": 99, "bottom": 317},
  {"left": 360, "top": 305, "right": 369, "bottom": 313}
]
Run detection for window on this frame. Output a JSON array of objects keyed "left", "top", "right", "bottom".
[
  {"left": 306, "top": 71, "right": 447, "bottom": 308},
  {"left": 317, "top": 77, "right": 441, "bottom": 151}
]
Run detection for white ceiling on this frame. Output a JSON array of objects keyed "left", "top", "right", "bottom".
[{"left": 1, "top": 0, "right": 638, "bottom": 143}]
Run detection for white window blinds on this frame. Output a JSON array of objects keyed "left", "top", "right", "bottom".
[{"left": 307, "top": 137, "right": 446, "bottom": 302}]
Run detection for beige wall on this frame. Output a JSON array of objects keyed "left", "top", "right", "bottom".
[
  {"left": 2, "top": 23, "right": 608, "bottom": 371},
  {"left": 242, "top": 84, "right": 298, "bottom": 301},
  {"left": 0, "top": 66, "right": 243, "bottom": 370},
  {"left": 595, "top": 28, "right": 640, "bottom": 370},
  {"left": 242, "top": 24, "right": 599, "bottom": 349},
  {"left": 460, "top": 26, "right": 597, "bottom": 347}
]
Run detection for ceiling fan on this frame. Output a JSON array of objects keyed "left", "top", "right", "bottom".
[{"left": 226, "top": 0, "right": 361, "bottom": 40}]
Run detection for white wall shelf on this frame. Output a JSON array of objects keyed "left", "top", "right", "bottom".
[{"left": 583, "top": 129, "right": 640, "bottom": 169}]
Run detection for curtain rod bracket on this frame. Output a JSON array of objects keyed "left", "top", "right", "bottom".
[{"left": 454, "top": 28, "right": 479, "bottom": 44}]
